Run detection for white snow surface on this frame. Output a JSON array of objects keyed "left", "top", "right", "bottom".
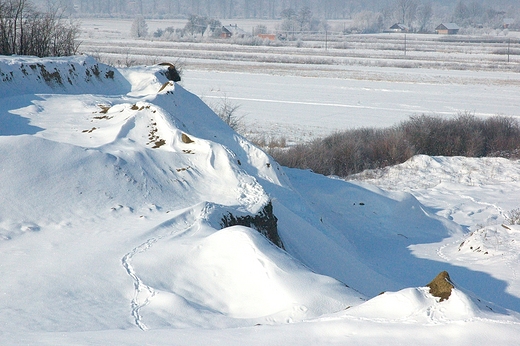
[{"left": 2, "top": 55, "right": 520, "bottom": 345}]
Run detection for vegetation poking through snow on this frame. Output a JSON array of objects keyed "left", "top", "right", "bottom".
[
  {"left": 505, "top": 208, "right": 520, "bottom": 226},
  {"left": 220, "top": 201, "right": 284, "bottom": 249},
  {"left": 270, "top": 113, "right": 520, "bottom": 177},
  {"left": 209, "top": 97, "right": 245, "bottom": 132}
]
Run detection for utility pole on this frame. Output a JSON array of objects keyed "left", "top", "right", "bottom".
[
  {"left": 325, "top": 30, "right": 328, "bottom": 51},
  {"left": 508, "top": 38, "right": 511, "bottom": 63}
]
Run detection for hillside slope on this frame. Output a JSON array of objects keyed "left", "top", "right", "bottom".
[{"left": 1, "top": 56, "right": 520, "bottom": 344}]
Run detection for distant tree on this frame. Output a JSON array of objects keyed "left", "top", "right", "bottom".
[
  {"left": 453, "top": 0, "right": 498, "bottom": 28},
  {"left": 296, "top": 6, "right": 312, "bottom": 32},
  {"left": 280, "top": 8, "right": 296, "bottom": 20},
  {"left": 454, "top": 1, "right": 469, "bottom": 21},
  {"left": 395, "top": 0, "right": 418, "bottom": 27},
  {"left": 130, "top": 15, "right": 148, "bottom": 38},
  {"left": 417, "top": 2, "right": 433, "bottom": 32},
  {"left": 184, "top": 14, "right": 209, "bottom": 36},
  {"left": 208, "top": 18, "right": 222, "bottom": 36},
  {"left": 352, "top": 11, "right": 383, "bottom": 34},
  {"left": 280, "top": 8, "right": 297, "bottom": 37},
  {"left": 253, "top": 24, "right": 267, "bottom": 35}
]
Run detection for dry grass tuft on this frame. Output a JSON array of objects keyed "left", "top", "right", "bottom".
[{"left": 97, "top": 104, "right": 111, "bottom": 114}]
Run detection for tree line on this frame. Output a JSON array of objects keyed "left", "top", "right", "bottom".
[
  {"left": 30, "top": 0, "right": 520, "bottom": 26},
  {"left": 0, "top": 0, "right": 79, "bottom": 57}
]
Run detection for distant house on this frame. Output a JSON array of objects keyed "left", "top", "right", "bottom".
[
  {"left": 388, "top": 23, "right": 409, "bottom": 33},
  {"left": 220, "top": 26, "right": 232, "bottom": 39},
  {"left": 257, "top": 33, "right": 276, "bottom": 41},
  {"left": 435, "top": 23, "right": 460, "bottom": 35},
  {"left": 220, "top": 24, "right": 248, "bottom": 39}
]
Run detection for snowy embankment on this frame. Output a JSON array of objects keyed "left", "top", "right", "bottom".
[{"left": 2, "top": 56, "right": 520, "bottom": 345}]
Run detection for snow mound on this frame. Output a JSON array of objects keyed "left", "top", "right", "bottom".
[
  {"left": 131, "top": 223, "right": 362, "bottom": 328},
  {"left": 344, "top": 271, "right": 518, "bottom": 323},
  {"left": 457, "top": 224, "right": 520, "bottom": 257}
]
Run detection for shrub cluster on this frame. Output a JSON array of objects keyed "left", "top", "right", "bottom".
[
  {"left": 269, "top": 114, "right": 520, "bottom": 177},
  {"left": 0, "top": 0, "right": 79, "bottom": 57}
]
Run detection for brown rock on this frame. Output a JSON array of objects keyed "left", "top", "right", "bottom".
[{"left": 426, "top": 271, "right": 454, "bottom": 302}]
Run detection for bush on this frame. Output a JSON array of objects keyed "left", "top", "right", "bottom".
[
  {"left": 209, "top": 97, "right": 244, "bottom": 132},
  {"left": 270, "top": 114, "right": 520, "bottom": 177},
  {"left": 505, "top": 208, "right": 520, "bottom": 225},
  {"left": 0, "top": 0, "right": 79, "bottom": 57}
]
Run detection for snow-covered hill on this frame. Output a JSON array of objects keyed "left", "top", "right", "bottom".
[{"left": 2, "top": 56, "right": 520, "bottom": 345}]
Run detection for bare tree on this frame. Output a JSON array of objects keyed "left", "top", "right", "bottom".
[
  {"left": 183, "top": 14, "right": 208, "bottom": 36},
  {"left": 395, "top": 0, "right": 418, "bottom": 27},
  {"left": 417, "top": 1, "right": 433, "bottom": 32},
  {"left": 0, "top": 0, "right": 79, "bottom": 56}
]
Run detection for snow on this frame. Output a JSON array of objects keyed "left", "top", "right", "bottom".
[
  {"left": 2, "top": 55, "right": 520, "bottom": 344},
  {"left": 180, "top": 68, "right": 520, "bottom": 143},
  {"left": 352, "top": 155, "right": 520, "bottom": 308}
]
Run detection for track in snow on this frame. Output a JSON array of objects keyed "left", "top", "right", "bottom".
[{"left": 121, "top": 204, "right": 207, "bottom": 330}]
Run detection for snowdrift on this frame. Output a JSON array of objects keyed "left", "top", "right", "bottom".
[
  {"left": 0, "top": 55, "right": 362, "bottom": 332},
  {"left": 2, "top": 56, "right": 520, "bottom": 344}
]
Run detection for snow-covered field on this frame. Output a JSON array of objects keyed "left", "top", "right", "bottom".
[
  {"left": 181, "top": 67, "right": 520, "bottom": 143},
  {"left": 2, "top": 53, "right": 520, "bottom": 345},
  {"left": 78, "top": 19, "right": 520, "bottom": 143}
]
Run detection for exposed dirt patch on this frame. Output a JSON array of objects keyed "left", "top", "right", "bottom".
[
  {"left": 35, "top": 63, "right": 63, "bottom": 86},
  {"left": 152, "top": 139, "right": 166, "bottom": 148},
  {"left": 181, "top": 133, "right": 194, "bottom": 144},
  {"left": 220, "top": 201, "right": 284, "bottom": 249},
  {"left": 147, "top": 120, "right": 166, "bottom": 149},
  {"left": 82, "top": 127, "right": 97, "bottom": 133},
  {"left": 98, "top": 104, "right": 111, "bottom": 114},
  {"left": 176, "top": 166, "right": 191, "bottom": 172},
  {"left": 426, "top": 271, "right": 454, "bottom": 302},
  {"left": 158, "top": 62, "right": 181, "bottom": 82}
]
